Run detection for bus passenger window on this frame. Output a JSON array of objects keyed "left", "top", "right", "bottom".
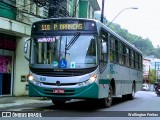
[
  {"left": 110, "top": 37, "right": 118, "bottom": 63},
  {"left": 125, "top": 47, "right": 130, "bottom": 67},
  {"left": 110, "top": 51, "right": 113, "bottom": 62},
  {"left": 101, "top": 39, "right": 107, "bottom": 62}
]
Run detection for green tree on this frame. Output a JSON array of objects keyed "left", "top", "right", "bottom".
[
  {"left": 133, "top": 38, "right": 154, "bottom": 55},
  {"left": 149, "top": 69, "right": 156, "bottom": 84},
  {"left": 154, "top": 47, "right": 160, "bottom": 58}
]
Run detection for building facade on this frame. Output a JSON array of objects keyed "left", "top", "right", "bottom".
[
  {"left": 143, "top": 58, "right": 151, "bottom": 83},
  {"left": 145, "top": 56, "right": 160, "bottom": 80},
  {"left": 0, "top": 0, "right": 100, "bottom": 96}
]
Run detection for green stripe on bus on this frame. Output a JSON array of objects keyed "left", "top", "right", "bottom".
[
  {"left": 99, "top": 79, "right": 110, "bottom": 84},
  {"left": 99, "top": 79, "right": 142, "bottom": 84}
]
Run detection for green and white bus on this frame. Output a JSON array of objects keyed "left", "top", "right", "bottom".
[{"left": 24, "top": 18, "right": 143, "bottom": 107}]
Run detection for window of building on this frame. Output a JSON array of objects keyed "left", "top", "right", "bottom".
[
  {"left": 30, "top": 1, "right": 36, "bottom": 15},
  {"left": 1, "top": 0, "right": 16, "bottom": 7}
]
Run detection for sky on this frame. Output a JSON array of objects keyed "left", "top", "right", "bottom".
[{"left": 97, "top": 0, "right": 160, "bottom": 48}]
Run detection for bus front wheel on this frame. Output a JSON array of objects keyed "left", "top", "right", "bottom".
[{"left": 101, "top": 85, "right": 113, "bottom": 108}]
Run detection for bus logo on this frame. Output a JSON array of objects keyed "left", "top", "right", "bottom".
[
  {"left": 52, "top": 61, "right": 58, "bottom": 67},
  {"left": 56, "top": 81, "right": 61, "bottom": 86}
]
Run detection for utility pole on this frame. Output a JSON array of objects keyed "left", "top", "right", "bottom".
[
  {"left": 155, "top": 62, "right": 157, "bottom": 80},
  {"left": 73, "top": 0, "right": 77, "bottom": 17},
  {"left": 101, "top": 0, "right": 105, "bottom": 23}
]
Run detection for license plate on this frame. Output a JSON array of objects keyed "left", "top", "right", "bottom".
[{"left": 53, "top": 89, "right": 64, "bottom": 93}]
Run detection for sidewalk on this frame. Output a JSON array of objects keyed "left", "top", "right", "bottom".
[{"left": 0, "top": 96, "right": 51, "bottom": 109}]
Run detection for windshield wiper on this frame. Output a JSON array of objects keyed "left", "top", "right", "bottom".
[{"left": 65, "top": 32, "right": 80, "bottom": 50}]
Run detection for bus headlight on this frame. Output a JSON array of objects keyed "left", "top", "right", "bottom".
[
  {"left": 27, "top": 74, "right": 33, "bottom": 81},
  {"left": 28, "top": 75, "right": 34, "bottom": 81},
  {"left": 89, "top": 74, "right": 97, "bottom": 83},
  {"left": 27, "top": 74, "right": 41, "bottom": 86},
  {"left": 78, "top": 74, "right": 97, "bottom": 86}
]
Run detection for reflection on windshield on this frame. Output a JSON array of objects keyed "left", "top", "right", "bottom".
[{"left": 33, "top": 34, "right": 97, "bottom": 69}]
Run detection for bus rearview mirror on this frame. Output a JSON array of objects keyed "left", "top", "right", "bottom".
[{"left": 24, "top": 38, "right": 30, "bottom": 61}]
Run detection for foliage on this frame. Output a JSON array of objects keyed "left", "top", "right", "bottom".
[{"left": 149, "top": 69, "right": 156, "bottom": 84}]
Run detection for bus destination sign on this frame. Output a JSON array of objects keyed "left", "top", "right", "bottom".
[
  {"left": 41, "top": 23, "right": 83, "bottom": 31},
  {"left": 32, "top": 20, "right": 96, "bottom": 31}
]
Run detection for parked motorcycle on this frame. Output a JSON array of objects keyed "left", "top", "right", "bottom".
[{"left": 154, "top": 82, "right": 160, "bottom": 96}]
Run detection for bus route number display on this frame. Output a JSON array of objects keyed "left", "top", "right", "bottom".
[{"left": 40, "top": 23, "right": 83, "bottom": 31}]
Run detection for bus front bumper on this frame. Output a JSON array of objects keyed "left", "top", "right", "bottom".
[{"left": 28, "top": 82, "right": 99, "bottom": 99}]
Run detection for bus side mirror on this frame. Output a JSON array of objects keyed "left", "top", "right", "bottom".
[
  {"left": 24, "top": 38, "right": 30, "bottom": 61},
  {"left": 102, "top": 42, "right": 107, "bottom": 53}
]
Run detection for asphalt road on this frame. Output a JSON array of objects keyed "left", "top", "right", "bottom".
[{"left": 1, "top": 91, "right": 160, "bottom": 120}]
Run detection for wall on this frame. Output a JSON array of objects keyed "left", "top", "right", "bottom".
[
  {"left": 0, "top": 17, "right": 31, "bottom": 96},
  {"left": 13, "top": 37, "right": 29, "bottom": 96}
]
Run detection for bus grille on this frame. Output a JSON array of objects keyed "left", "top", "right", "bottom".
[
  {"left": 30, "top": 66, "right": 97, "bottom": 77},
  {"left": 41, "top": 82, "right": 77, "bottom": 86}
]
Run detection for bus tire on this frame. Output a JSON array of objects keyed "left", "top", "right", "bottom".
[
  {"left": 101, "top": 85, "right": 113, "bottom": 108},
  {"left": 52, "top": 100, "right": 66, "bottom": 106}
]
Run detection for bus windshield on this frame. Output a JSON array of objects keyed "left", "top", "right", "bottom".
[{"left": 32, "top": 34, "right": 97, "bottom": 69}]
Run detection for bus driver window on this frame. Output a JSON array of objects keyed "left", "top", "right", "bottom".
[{"left": 100, "top": 29, "right": 108, "bottom": 72}]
